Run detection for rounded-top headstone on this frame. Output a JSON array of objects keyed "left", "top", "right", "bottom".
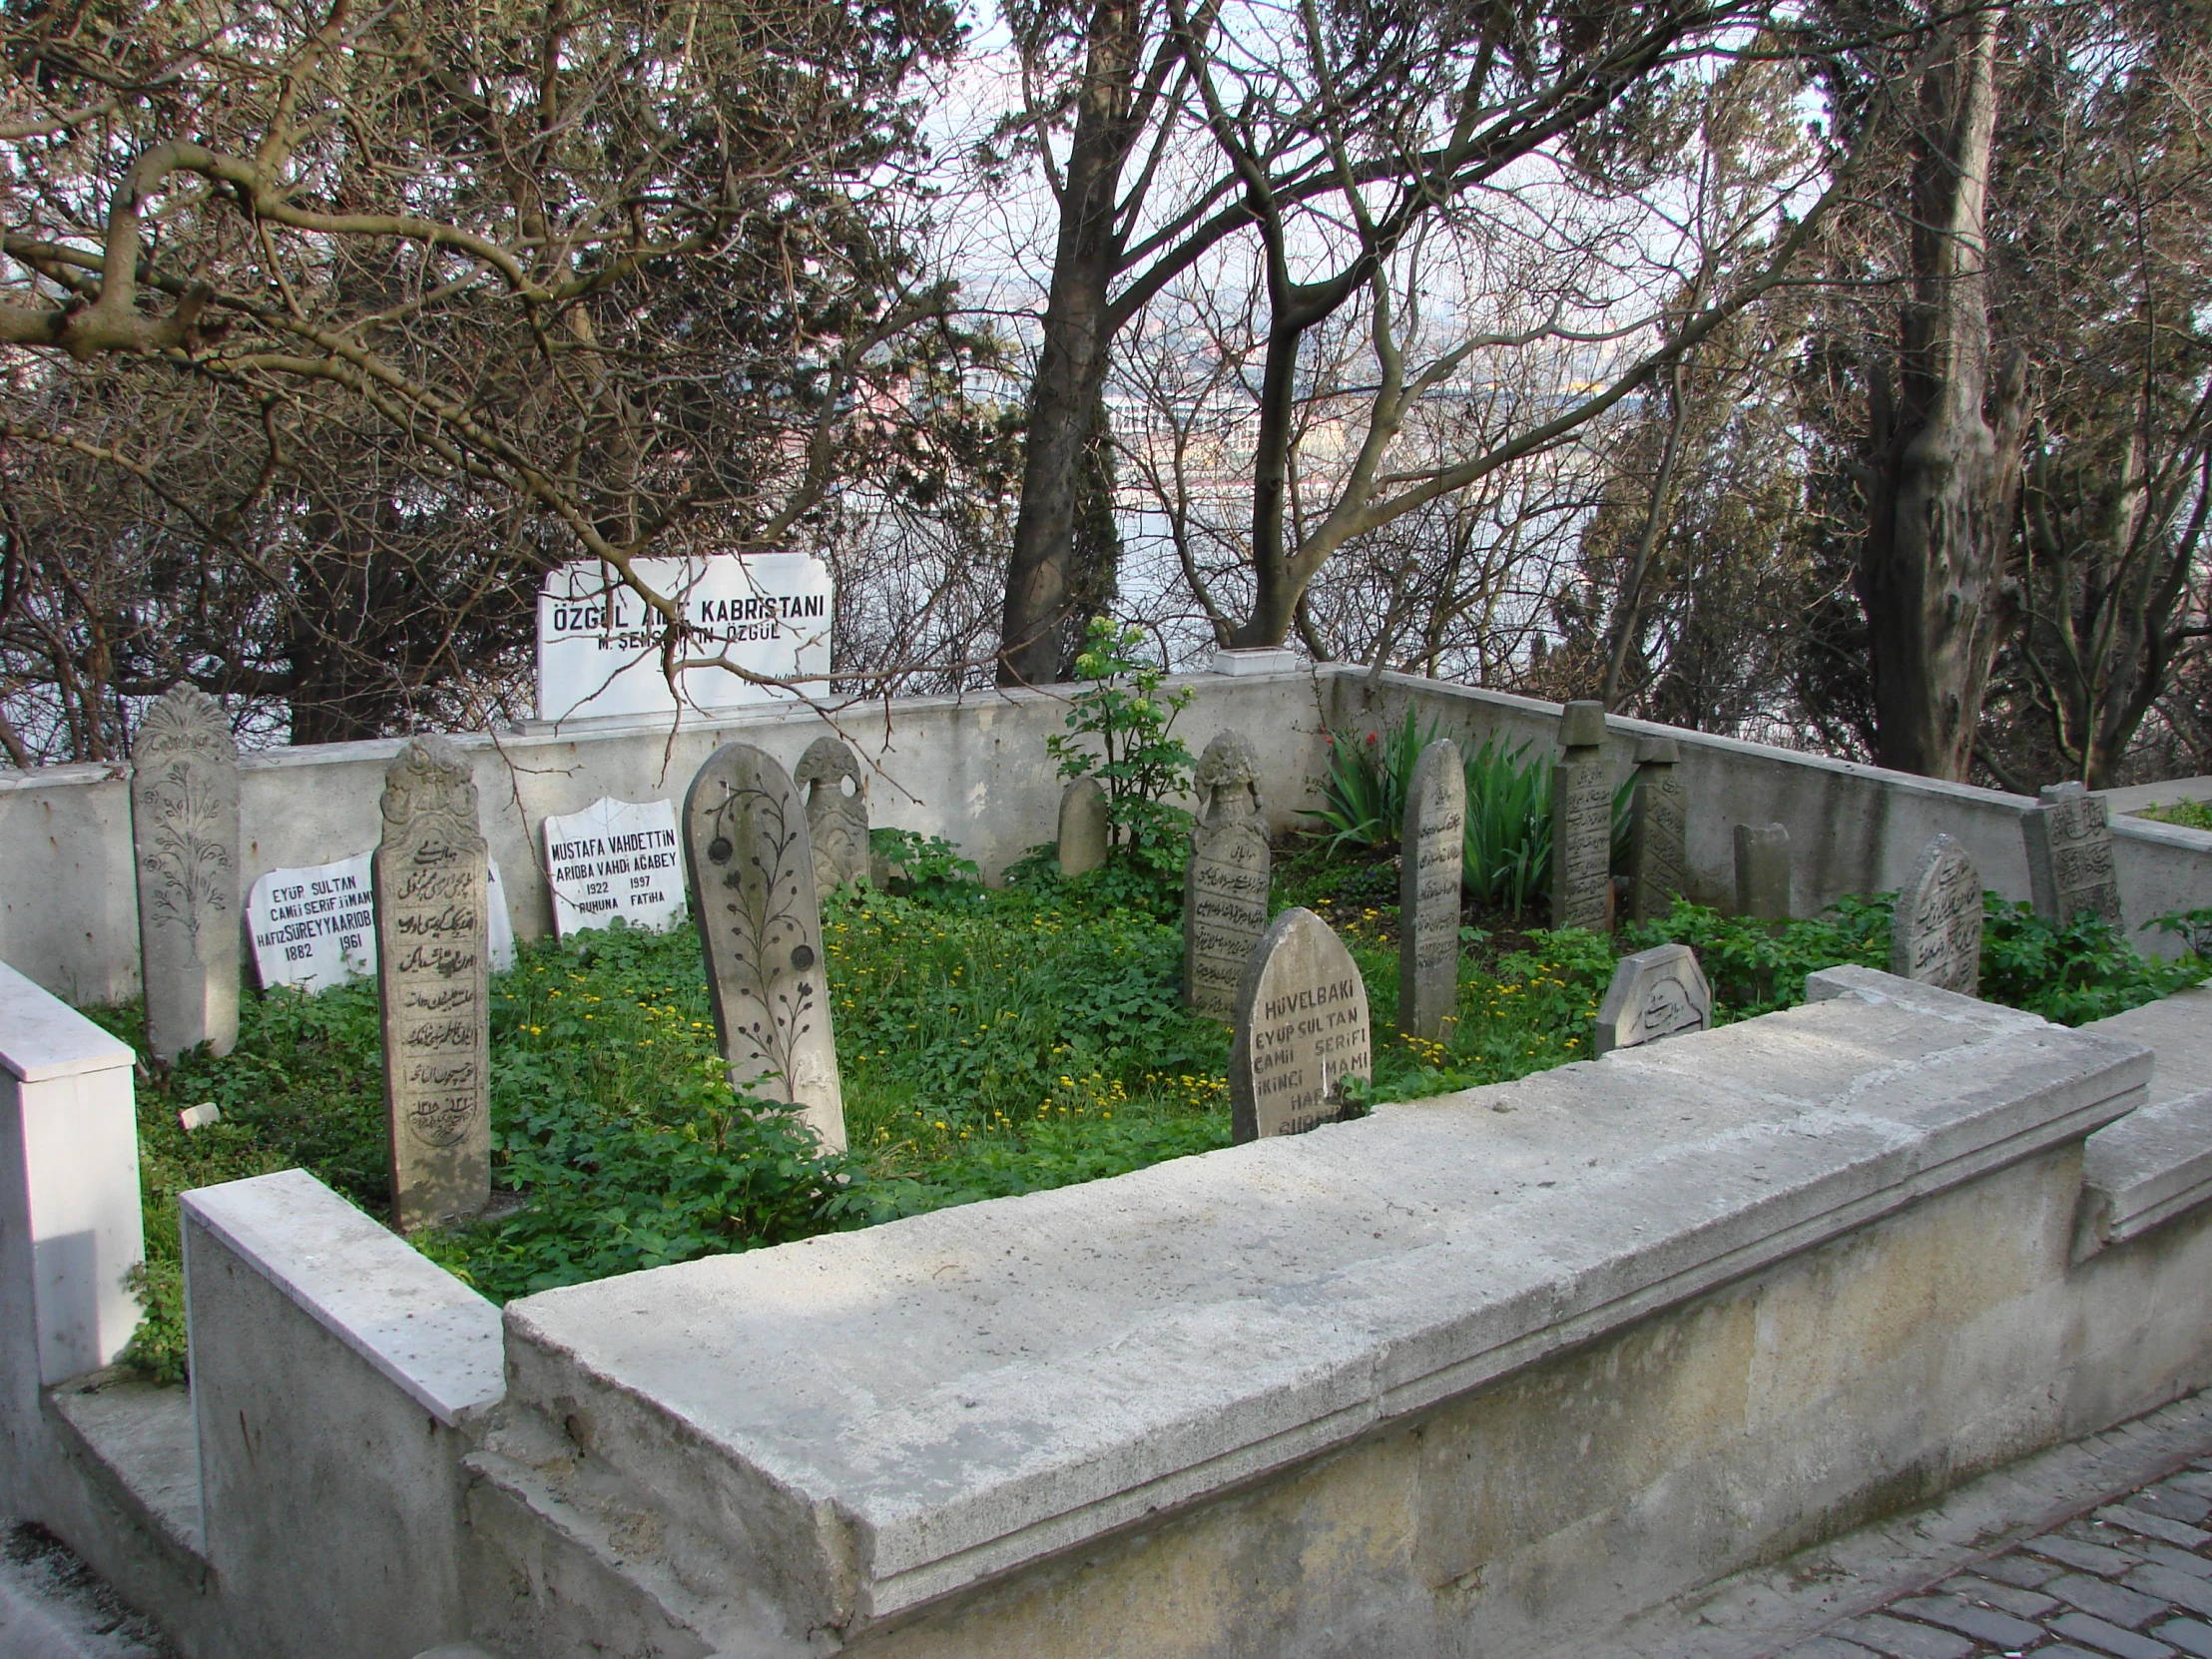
[
  {"left": 683, "top": 743, "right": 847, "bottom": 1151},
  {"left": 1593, "top": 942, "right": 1711, "bottom": 1056},
  {"left": 795, "top": 735, "right": 868, "bottom": 893},
  {"left": 1398, "top": 740, "right": 1464, "bottom": 1043},
  {"left": 1559, "top": 700, "right": 1607, "bottom": 750},
  {"left": 1058, "top": 777, "right": 1110, "bottom": 876},
  {"left": 1892, "top": 832, "right": 1982, "bottom": 995},
  {"left": 131, "top": 684, "right": 243, "bottom": 1062},
  {"left": 1231, "top": 907, "right": 1372, "bottom": 1142}
]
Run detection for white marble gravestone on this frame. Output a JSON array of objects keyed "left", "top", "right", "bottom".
[
  {"left": 131, "top": 685, "right": 242, "bottom": 1061},
  {"left": 1893, "top": 833, "right": 1982, "bottom": 994},
  {"left": 2024, "top": 782, "right": 2123, "bottom": 925},
  {"left": 1231, "top": 907, "right": 1372, "bottom": 1141},
  {"left": 795, "top": 736, "right": 869, "bottom": 893},
  {"left": 1058, "top": 778, "right": 1110, "bottom": 876},
  {"left": 543, "top": 798, "right": 684, "bottom": 937},
  {"left": 1628, "top": 737, "right": 1689, "bottom": 922},
  {"left": 1398, "top": 739, "right": 1464, "bottom": 1043},
  {"left": 1550, "top": 700, "right": 1612, "bottom": 932},
  {"left": 1183, "top": 731, "right": 1271, "bottom": 1019},
  {"left": 249, "top": 852, "right": 375, "bottom": 992},
  {"left": 373, "top": 738, "right": 491, "bottom": 1231},
  {"left": 683, "top": 743, "right": 846, "bottom": 1151},
  {"left": 1593, "top": 942, "right": 1712, "bottom": 1056}
]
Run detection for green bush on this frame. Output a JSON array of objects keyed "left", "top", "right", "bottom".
[
  {"left": 2130, "top": 799, "right": 2212, "bottom": 831},
  {"left": 1046, "top": 617, "right": 1196, "bottom": 879}
]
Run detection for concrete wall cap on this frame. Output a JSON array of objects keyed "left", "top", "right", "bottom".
[
  {"left": 0, "top": 959, "right": 135, "bottom": 1081},
  {"left": 181, "top": 1168, "right": 502, "bottom": 1425},
  {"left": 2077, "top": 1087, "right": 2212, "bottom": 1258}
]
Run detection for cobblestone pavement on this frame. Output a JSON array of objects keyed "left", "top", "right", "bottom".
[{"left": 1608, "top": 1390, "right": 2212, "bottom": 1659}]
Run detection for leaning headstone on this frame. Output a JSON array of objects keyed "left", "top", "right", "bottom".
[
  {"left": 249, "top": 852, "right": 375, "bottom": 993},
  {"left": 1398, "top": 740, "right": 1464, "bottom": 1043},
  {"left": 373, "top": 738, "right": 491, "bottom": 1232},
  {"left": 1550, "top": 700, "right": 1612, "bottom": 932},
  {"left": 795, "top": 735, "right": 869, "bottom": 893},
  {"left": 1593, "top": 942, "right": 1712, "bottom": 1056},
  {"left": 543, "top": 797, "right": 684, "bottom": 937},
  {"left": 1891, "top": 833, "right": 1982, "bottom": 995},
  {"left": 2024, "top": 782, "right": 2122, "bottom": 926},
  {"left": 1231, "top": 907, "right": 1372, "bottom": 1142},
  {"left": 131, "top": 685, "right": 242, "bottom": 1061},
  {"left": 683, "top": 743, "right": 847, "bottom": 1151},
  {"left": 1058, "top": 777, "right": 1111, "bottom": 876},
  {"left": 1734, "top": 823, "right": 1791, "bottom": 920},
  {"left": 1628, "top": 737, "right": 1689, "bottom": 922},
  {"left": 1183, "top": 730, "right": 1272, "bottom": 1018}
]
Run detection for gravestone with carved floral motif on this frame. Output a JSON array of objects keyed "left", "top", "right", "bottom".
[
  {"left": 2024, "top": 782, "right": 2123, "bottom": 926},
  {"left": 1628, "top": 737, "right": 1689, "bottom": 922},
  {"left": 373, "top": 737, "right": 491, "bottom": 1231},
  {"left": 795, "top": 735, "right": 869, "bottom": 893},
  {"left": 131, "top": 685, "right": 242, "bottom": 1062},
  {"left": 1398, "top": 739, "right": 1464, "bottom": 1043},
  {"left": 1183, "top": 730, "right": 1271, "bottom": 1019},
  {"left": 1550, "top": 700, "right": 1613, "bottom": 932},
  {"left": 1892, "top": 833, "right": 1982, "bottom": 995},
  {"left": 684, "top": 743, "right": 847, "bottom": 1151}
]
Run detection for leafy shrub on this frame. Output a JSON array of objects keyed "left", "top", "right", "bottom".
[
  {"left": 868, "top": 827, "right": 986, "bottom": 909},
  {"left": 1311, "top": 711, "right": 1430, "bottom": 854},
  {"left": 1046, "top": 616, "right": 1196, "bottom": 877},
  {"left": 1978, "top": 899, "right": 2208, "bottom": 1024},
  {"left": 2130, "top": 799, "right": 2212, "bottom": 831},
  {"left": 2149, "top": 905, "right": 2212, "bottom": 957}
]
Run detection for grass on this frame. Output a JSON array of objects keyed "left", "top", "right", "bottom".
[
  {"left": 94, "top": 837, "right": 2208, "bottom": 1382},
  {"left": 2131, "top": 799, "right": 2212, "bottom": 832}
]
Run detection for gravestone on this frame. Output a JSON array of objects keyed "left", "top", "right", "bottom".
[
  {"left": 1058, "top": 778, "right": 1111, "bottom": 876},
  {"left": 1398, "top": 739, "right": 1464, "bottom": 1043},
  {"left": 1592, "top": 942, "right": 1712, "bottom": 1056},
  {"left": 683, "top": 743, "right": 847, "bottom": 1151},
  {"left": 1628, "top": 737, "right": 1690, "bottom": 922},
  {"left": 373, "top": 738, "right": 491, "bottom": 1232},
  {"left": 1734, "top": 823, "right": 1791, "bottom": 919},
  {"left": 249, "top": 852, "right": 375, "bottom": 993},
  {"left": 1892, "top": 833, "right": 1982, "bottom": 995},
  {"left": 1550, "top": 700, "right": 1612, "bottom": 932},
  {"left": 131, "top": 685, "right": 242, "bottom": 1061},
  {"left": 2024, "top": 782, "right": 2123, "bottom": 925},
  {"left": 1231, "top": 907, "right": 1372, "bottom": 1142},
  {"left": 543, "top": 797, "right": 685, "bottom": 937},
  {"left": 795, "top": 736, "right": 869, "bottom": 893},
  {"left": 1183, "top": 730, "right": 1272, "bottom": 1019}
]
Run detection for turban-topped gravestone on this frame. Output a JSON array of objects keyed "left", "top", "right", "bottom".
[
  {"left": 1892, "top": 833, "right": 1982, "bottom": 995},
  {"left": 2023, "top": 782, "right": 2122, "bottom": 926},
  {"left": 1398, "top": 739, "right": 1464, "bottom": 1043},
  {"left": 1593, "top": 942, "right": 1711, "bottom": 1056},
  {"left": 1183, "top": 730, "right": 1271, "bottom": 1019},
  {"left": 131, "top": 685, "right": 242, "bottom": 1061},
  {"left": 373, "top": 737, "right": 491, "bottom": 1231},
  {"left": 795, "top": 735, "right": 869, "bottom": 893},
  {"left": 1231, "top": 907, "right": 1372, "bottom": 1142},
  {"left": 683, "top": 743, "right": 847, "bottom": 1151}
]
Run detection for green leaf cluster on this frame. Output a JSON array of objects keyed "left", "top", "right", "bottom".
[{"left": 1045, "top": 616, "right": 1197, "bottom": 880}]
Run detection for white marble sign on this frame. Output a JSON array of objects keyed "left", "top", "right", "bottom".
[
  {"left": 536, "top": 553, "right": 833, "bottom": 723},
  {"left": 543, "top": 797, "right": 685, "bottom": 937},
  {"left": 249, "top": 853, "right": 514, "bottom": 991}
]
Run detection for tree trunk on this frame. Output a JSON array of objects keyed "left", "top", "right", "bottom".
[
  {"left": 1855, "top": 6, "right": 2026, "bottom": 780},
  {"left": 998, "top": 0, "right": 1145, "bottom": 688},
  {"left": 1231, "top": 313, "right": 1311, "bottom": 647}
]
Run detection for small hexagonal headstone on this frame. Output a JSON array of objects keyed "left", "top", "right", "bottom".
[
  {"left": 683, "top": 743, "right": 846, "bottom": 1151},
  {"left": 1892, "top": 833, "right": 1982, "bottom": 995},
  {"left": 1593, "top": 943, "right": 1712, "bottom": 1056},
  {"left": 1232, "top": 907, "right": 1372, "bottom": 1141}
]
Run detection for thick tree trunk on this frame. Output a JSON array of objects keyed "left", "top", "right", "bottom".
[
  {"left": 1856, "top": 7, "right": 2025, "bottom": 780},
  {"left": 1231, "top": 317, "right": 1311, "bottom": 647},
  {"left": 998, "top": 0, "right": 1144, "bottom": 688}
]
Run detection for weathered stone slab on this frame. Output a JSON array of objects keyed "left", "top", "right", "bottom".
[
  {"left": 1231, "top": 906, "right": 1371, "bottom": 1141},
  {"left": 2025, "top": 781, "right": 2123, "bottom": 925},
  {"left": 795, "top": 736, "right": 868, "bottom": 893},
  {"left": 683, "top": 744, "right": 846, "bottom": 1151},
  {"left": 2074, "top": 1087, "right": 2212, "bottom": 1260},
  {"left": 1593, "top": 942, "right": 1712, "bottom": 1056},
  {"left": 1734, "top": 822, "right": 1791, "bottom": 919},
  {"left": 373, "top": 738, "right": 491, "bottom": 1232},
  {"left": 1892, "top": 833, "right": 1982, "bottom": 995},
  {"left": 1398, "top": 740, "right": 1464, "bottom": 1043},
  {"left": 1057, "top": 777, "right": 1110, "bottom": 876},
  {"left": 1550, "top": 702, "right": 1612, "bottom": 932},
  {"left": 1628, "top": 737, "right": 1689, "bottom": 922},
  {"left": 543, "top": 797, "right": 684, "bottom": 937},
  {"left": 1184, "top": 731, "right": 1271, "bottom": 1019},
  {"left": 131, "top": 685, "right": 241, "bottom": 1061}
]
